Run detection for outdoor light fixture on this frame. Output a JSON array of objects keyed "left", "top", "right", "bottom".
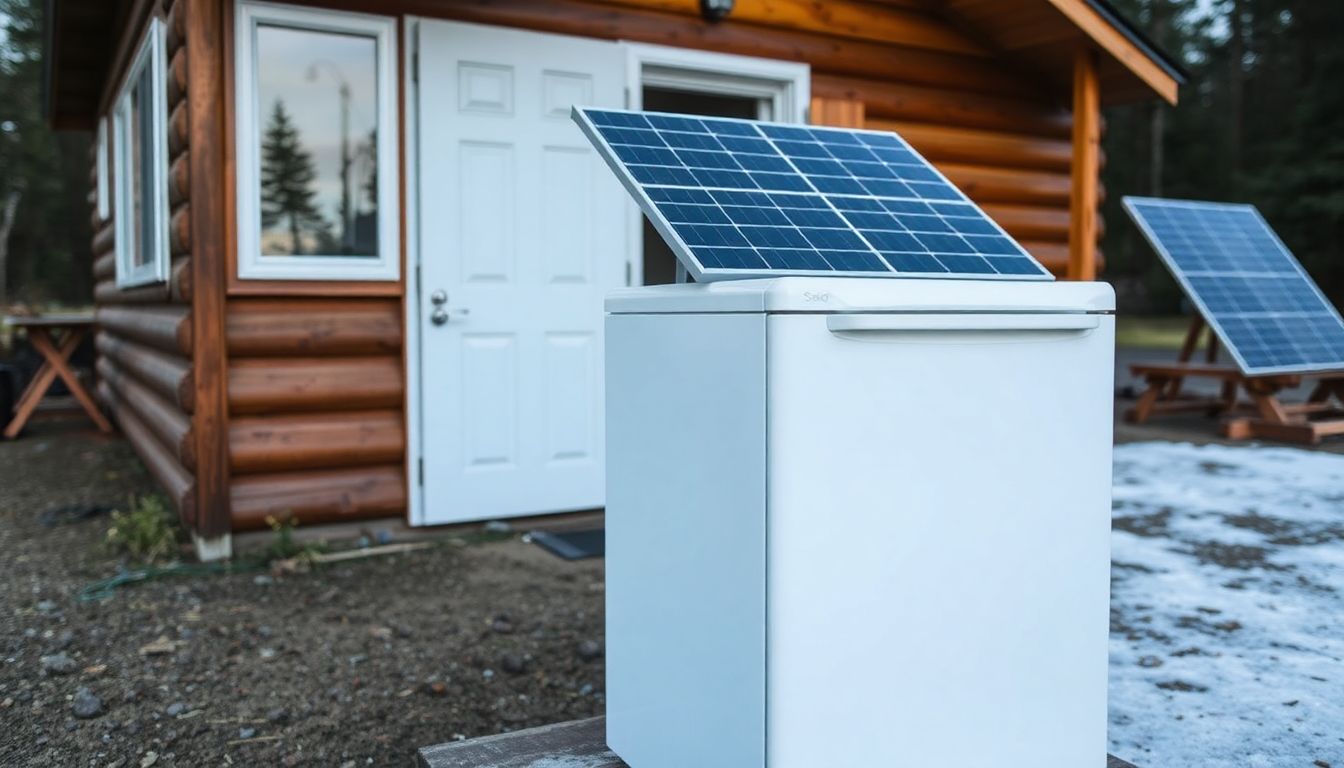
[{"left": 699, "top": 0, "right": 733, "bottom": 21}]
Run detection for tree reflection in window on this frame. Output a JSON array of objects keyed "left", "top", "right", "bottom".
[{"left": 255, "top": 24, "right": 378, "bottom": 257}]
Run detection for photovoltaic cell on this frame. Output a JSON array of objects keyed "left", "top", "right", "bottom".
[
  {"left": 572, "top": 107, "right": 1051, "bottom": 282},
  {"left": 1123, "top": 197, "right": 1344, "bottom": 375}
]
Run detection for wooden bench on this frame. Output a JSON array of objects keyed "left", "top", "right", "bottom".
[{"left": 417, "top": 716, "right": 1143, "bottom": 767}]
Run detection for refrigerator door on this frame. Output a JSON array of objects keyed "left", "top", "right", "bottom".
[{"left": 765, "top": 309, "right": 1114, "bottom": 768}]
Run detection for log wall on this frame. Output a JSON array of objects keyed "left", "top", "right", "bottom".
[
  {"left": 92, "top": 0, "right": 199, "bottom": 526},
  {"left": 222, "top": 298, "right": 407, "bottom": 530}
]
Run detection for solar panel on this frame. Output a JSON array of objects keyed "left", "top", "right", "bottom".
[
  {"left": 1123, "top": 197, "right": 1344, "bottom": 375},
  {"left": 572, "top": 108, "right": 1051, "bottom": 283}
]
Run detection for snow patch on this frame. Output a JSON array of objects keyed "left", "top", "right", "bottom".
[{"left": 1109, "top": 442, "right": 1344, "bottom": 767}]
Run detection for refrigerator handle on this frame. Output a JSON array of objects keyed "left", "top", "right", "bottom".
[{"left": 826, "top": 314, "right": 1100, "bottom": 335}]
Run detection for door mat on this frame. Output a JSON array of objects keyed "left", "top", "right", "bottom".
[{"left": 527, "top": 528, "right": 604, "bottom": 560}]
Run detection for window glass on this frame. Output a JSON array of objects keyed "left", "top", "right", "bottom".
[
  {"left": 254, "top": 24, "right": 379, "bottom": 258},
  {"left": 113, "top": 17, "right": 167, "bottom": 288}
]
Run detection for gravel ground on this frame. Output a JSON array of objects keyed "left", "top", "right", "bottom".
[{"left": 0, "top": 418, "right": 605, "bottom": 767}]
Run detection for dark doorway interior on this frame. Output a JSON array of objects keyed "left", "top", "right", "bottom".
[{"left": 640, "top": 87, "right": 763, "bottom": 286}]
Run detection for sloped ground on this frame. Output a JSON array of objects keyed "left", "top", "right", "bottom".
[
  {"left": 0, "top": 419, "right": 605, "bottom": 767},
  {"left": 1109, "top": 442, "right": 1344, "bottom": 767}
]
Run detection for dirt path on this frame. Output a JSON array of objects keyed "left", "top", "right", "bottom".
[{"left": 0, "top": 419, "right": 605, "bottom": 767}]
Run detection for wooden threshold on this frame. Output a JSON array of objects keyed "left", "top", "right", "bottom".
[{"left": 416, "top": 717, "right": 1143, "bottom": 768}]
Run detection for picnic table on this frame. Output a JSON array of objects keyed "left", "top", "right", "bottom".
[
  {"left": 3, "top": 314, "right": 111, "bottom": 439},
  {"left": 417, "top": 717, "right": 1143, "bottom": 768}
]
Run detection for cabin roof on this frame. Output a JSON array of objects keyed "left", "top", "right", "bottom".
[{"left": 44, "top": 0, "right": 1185, "bottom": 130}]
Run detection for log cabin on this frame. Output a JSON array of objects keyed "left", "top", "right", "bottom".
[{"left": 44, "top": 0, "right": 1183, "bottom": 559}]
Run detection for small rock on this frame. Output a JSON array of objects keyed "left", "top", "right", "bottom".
[
  {"left": 368, "top": 626, "right": 393, "bottom": 641},
  {"left": 253, "top": 575, "right": 274, "bottom": 587},
  {"left": 482, "top": 669, "right": 495, "bottom": 680},
  {"left": 423, "top": 682, "right": 448, "bottom": 697},
  {"left": 54, "top": 630, "right": 76, "bottom": 649},
  {"left": 266, "top": 707, "right": 289, "bottom": 724},
  {"left": 165, "top": 702, "right": 186, "bottom": 717},
  {"left": 259, "top": 648, "right": 277, "bottom": 661},
  {"left": 484, "top": 520, "right": 512, "bottom": 534},
  {"left": 138, "top": 636, "right": 176, "bottom": 656},
  {"left": 71, "top": 687, "right": 103, "bottom": 719},
  {"left": 36, "top": 600, "right": 58, "bottom": 613},
  {"left": 390, "top": 622, "right": 414, "bottom": 639},
  {"left": 490, "top": 617, "right": 515, "bottom": 635},
  {"left": 577, "top": 640, "right": 602, "bottom": 662},
  {"left": 41, "top": 652, "right": 77, "bottom": 676},
  {"left": 579, "top": 683, "right": 594, "bottom": 696},
  {"left": 239, "top": 726, "right": 257, "bottom": 739},
  {"left": 140, "top": 751, "right": 159, "bottom": 767},
  {"left": 1137, "top": 655, "right": 1164, "bottom": 668},
  {"left": 500, "top": 653, "right": 528, "bottom": 675}
]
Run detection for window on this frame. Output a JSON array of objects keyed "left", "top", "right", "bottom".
[
  {"left": 235, "top": 2, "right": 399, "bottom": 281},
  {"left": 112, "top": 18, "right": 169, "bottom": 288},
  {"left": 96, "top": 116, "right": 110, "bottom": 222}
]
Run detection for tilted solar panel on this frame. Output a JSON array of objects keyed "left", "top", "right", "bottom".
[
  {"left": 1124, "top": 196, "right": 1344, "bottom": 375},
  {"left": 572, "top": 108, "right": 1052, "bottom": 283}
]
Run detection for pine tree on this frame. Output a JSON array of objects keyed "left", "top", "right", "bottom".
[{"left": 259, "top": 100, "right": 327, "bottom": 255}]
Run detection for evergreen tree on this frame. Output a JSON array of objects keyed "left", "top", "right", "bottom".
[{"left": 259, "top": 100, "right": 326, "bottom": 255}]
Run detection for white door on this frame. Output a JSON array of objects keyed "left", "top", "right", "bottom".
[{"left": 413, "top": 20, "right": 627, "bottom": 524}]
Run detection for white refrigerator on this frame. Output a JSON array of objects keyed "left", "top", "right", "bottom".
[{"left": 605, "top": 276, "right": 1115, "bottom": 768}]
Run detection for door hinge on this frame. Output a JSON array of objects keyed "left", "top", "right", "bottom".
[
  {"left": 625, "top": 260, "right": 632, "bottom": 286},
  {"left": 412, "top": 50, "right": 419, "bottom": 84},
  {"left": 418, "top": 458, "right": 424, "bottom": 486}
]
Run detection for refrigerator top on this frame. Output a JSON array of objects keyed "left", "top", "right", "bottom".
[{"left": 606, "top": 277, "right": 1115, "bottom": 315}]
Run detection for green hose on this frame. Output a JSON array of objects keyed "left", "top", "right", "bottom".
[{"left": 78, "top": 561, "right": 265, "bottom": 602}]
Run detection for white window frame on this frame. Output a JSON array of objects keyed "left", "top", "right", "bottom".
[
  {"left": 624, "top": 43, "right": 810, "bottom": 285},
  {"left": 112, "top": 18, "right": 170, "bottom": 288},
  {"left": 96, "top": 116, "right": 110, "bottom": 222},
  {"left": 234, "top": 1, "right": 400, "bottom": 282}
]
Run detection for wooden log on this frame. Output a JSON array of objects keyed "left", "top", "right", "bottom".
[
  {"left": 1069, "top": 47, "right": 1102, "bottom": 281},
  {"left": 867, "top": 119, "right": 1072, "bottom": 172},
  {"left": 165, "top": 0, "right": 185, "bottom": 54},
  {"left": 230, "top": 465, "right": 407, "bottom": 530},
  {"left": 226, "top": 299, "right": 402, "bottom": 357},
  {"left": 95, "top": 331, "right": 194, "bottom": 412},
  {"left": 169, "top": 101, "right": 188, "bottom": 158},
  {"left": 93, "top": 220, "right": 116, "bottom": 256},
  {"left": 95, "top": 279, "right": 172, "bottom": 305},
  {"left": 813, "top": 74, "right": 1071, "bottom": 139},
  {"left": 587, "top": 0, "right": 988, "bottom": 56},
  {"left": 228, "top": 356, "right": 402, "bottom": 415},
  {"left": 95, "top": 305, "right": 192, "bottom": 355},
  {"left": 93, "top": 251, "right": 116, "bottom": 280},
  {"left": 402, "top": 0, "right": 1036, "bottom": 98},
  {"left": 169, "top": 155, "right": 189, "bottom": 208},
  {"left": 98, "top": 357, "right": 194, "bottom": 469},
  {"left": 170, "top": 205, "right": 191, "bottom": 256},
  {"left": 810, "top": 97, "right": 865, "bottom": 129},
  {"left": 100, "top": 380, "right": 196, "bottom": 524},
  {"left": 168, "top": 46, "right": 187, "bottom": 108},
  {"left": 185, "top": 0, "right": 232, "bottom": 539},
  {"left": 982, "top": 203, "right": 1071, "bottom": 243},
  {"left": 939, "top": 163, "right": 1072, "bottom": 207},
  {"left": 415, "top": 717, "right": 1146, "bottom": 768},
  {"left": 229, "top": 409, "right": 405, "bottom": 474},
  {"left": 171, "top": 257, "right": 193, "bottom": 304}
]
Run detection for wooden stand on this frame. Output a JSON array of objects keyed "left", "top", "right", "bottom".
[
  {"left": 415, "top": 717, "right": 1143, "bottom": 768},
  {"left": 1127, "top": 316, "right": 1344, "bottom": 445},
  {"left": 3, "top": 315, "right": 112, "bottom": 439}
]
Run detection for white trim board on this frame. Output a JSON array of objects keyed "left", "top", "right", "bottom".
[{"left": 233, "top": 0, "right": 401, "bottom": 281}]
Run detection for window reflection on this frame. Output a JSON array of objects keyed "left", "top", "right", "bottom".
[{"left": 255, "top": 24, "right": 379, "bottom": 257}]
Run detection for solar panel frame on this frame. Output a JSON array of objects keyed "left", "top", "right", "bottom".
[
  {"left": 1123, "top": 196, "right": 1344, "bottom": 376},
  {"left": 572, "top": 107, "right": 1052, "bottom": 284}
]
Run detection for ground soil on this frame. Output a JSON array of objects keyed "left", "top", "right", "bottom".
[{"left": 0, "top": 417, "right": 605, "bottom": 767}]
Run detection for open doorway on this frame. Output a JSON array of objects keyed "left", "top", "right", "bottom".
[
  {"left": 640, "top": 88, "right": 765, "bottom": 285},
  {"left": 625, "top": 44, "right": 810, "bottom": 286}
]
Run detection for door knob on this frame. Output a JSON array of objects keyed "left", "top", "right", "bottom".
[
  {"left": 430, "top": 290, "right": 448, "bottom": 306},
  {"left": 430, "top": 308, "right": 449, "bottom": 326}
]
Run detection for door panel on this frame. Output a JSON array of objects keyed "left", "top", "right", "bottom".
[{"left": 414, "top": 20, "right": 626, "bottom": 524}]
